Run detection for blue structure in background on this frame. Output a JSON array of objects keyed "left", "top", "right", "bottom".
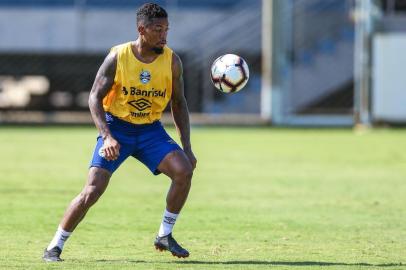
[{"left": 0, "top": 0, "right": 246, "bottom": 9}]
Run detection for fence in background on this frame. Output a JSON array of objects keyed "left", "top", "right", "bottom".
[
  {"left": 1, "top": 0, "right": 406, "bottom": 125},
  {"left": 0, "top": 0, "right": 262, "bottom": 124}
]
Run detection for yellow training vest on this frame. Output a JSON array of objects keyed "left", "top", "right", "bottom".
[{"left": 103, "top": 42, "right": 173, "bottom": 124}]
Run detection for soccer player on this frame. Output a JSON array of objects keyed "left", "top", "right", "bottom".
[{"left": 43, "top": 3, "right": 196, "bottom": 261}]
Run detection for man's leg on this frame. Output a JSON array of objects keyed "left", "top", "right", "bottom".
[
  {"left": 154, "top": 150, "right": 193, "bottom": 258},
  {"left": 43, "top": 167, "right": 111, "bottom": 262},
  {"left": 60, "top": 167, "right": 111, "bottom": 231},
  {"left": 159, "top": 150, "right": 193, "bottom": 213}
]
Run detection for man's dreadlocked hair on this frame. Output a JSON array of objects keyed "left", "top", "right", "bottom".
[{"left": 136, "top": 3, "right": 168, "bottom": 26}]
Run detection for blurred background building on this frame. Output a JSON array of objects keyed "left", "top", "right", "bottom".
[{"left": 0, "top": 0, "right": 405, "bottom": 125}]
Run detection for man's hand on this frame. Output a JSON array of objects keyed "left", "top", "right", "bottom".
[
  {"left": 101, "top": 135, "right": 121, "bottom": 161},
  {"left": 184, "top": 148, "right": 197, "bottom": 170}
]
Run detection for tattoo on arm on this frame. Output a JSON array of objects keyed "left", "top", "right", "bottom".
[
  {"left": 88, "top": 51, "right": 117, "bottom": 139},
  {"left": 171, "top": 52, "right": 192, "bottom": 150}
]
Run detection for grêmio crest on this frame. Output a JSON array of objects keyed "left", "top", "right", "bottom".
[{"left": 139, "top": 70, "right": 151, "bottom": 84}]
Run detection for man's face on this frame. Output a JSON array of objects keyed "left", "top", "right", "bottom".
[{"left": 139, "top": 18, "right": 169, "bottom": 54}]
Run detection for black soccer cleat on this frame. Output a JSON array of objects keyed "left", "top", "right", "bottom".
[
  {"left": 42, "top": 246, "right": 63, "bottom": 262},
  {"left": 154, "top": 233, "right": 190, "bottom": 258}
]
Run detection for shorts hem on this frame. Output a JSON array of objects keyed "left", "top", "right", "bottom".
[
  {"left": 149, "top": 147, "right": 183, "bottom": 175},
  {"left": 89, "top": 164, "right": 115, "bottom": 174}
]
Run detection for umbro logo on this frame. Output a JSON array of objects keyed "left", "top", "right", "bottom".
[
  {"left": 164, "top": 216, "right": 176, "bottom": 225},
  {"left": 60, "top": 235, "right": 69, "bottom": 241},
  {"left": 128, "top": 98, "right": 152, "bottom": 111}
]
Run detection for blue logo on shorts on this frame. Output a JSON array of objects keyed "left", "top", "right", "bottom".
[
  {"left": 139, "top": 70, "right": 151, "bottom": 84},
  {"left": 98, "top": 147, "right": 105, "bottom": 158}
]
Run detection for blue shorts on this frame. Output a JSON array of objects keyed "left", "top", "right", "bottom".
[{"left": 90, "top": 113, "right": 182, "bottom": 175}]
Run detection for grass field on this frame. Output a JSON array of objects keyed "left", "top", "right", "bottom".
[{"left": 0, "top": 126, "right": 405, "bottom": 270}]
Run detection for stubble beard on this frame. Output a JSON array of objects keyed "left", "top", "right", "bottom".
[{"left": 152, "top": 47, "right": 164, "bottom": 54}]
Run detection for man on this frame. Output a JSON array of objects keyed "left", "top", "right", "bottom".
[{"left": 43, "top": 3, "right": 196, "bottom": 261}]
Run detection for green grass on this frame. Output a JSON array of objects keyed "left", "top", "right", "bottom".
[{"left": 0, "top": 126, "right": 405, "bottom": 270}]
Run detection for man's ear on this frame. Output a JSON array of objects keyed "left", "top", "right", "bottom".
[{"left": 138, "top": 24, "right": 146, "bottom": 35}]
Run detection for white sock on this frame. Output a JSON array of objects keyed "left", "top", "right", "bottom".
[
  {"left": 47, "top": 226, "right": 72, "bottom": 251},
  {"left": 158, "top": 209, "right": 179, "bottom": 237}
]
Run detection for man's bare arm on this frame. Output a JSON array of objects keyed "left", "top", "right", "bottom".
[
  {"left": 171, "top": 52, "right": 197, "bottom": 169},
  {"left": 88, "top": 52, "right": 120, "bottom": 161}
]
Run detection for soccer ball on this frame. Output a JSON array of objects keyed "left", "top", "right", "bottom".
[{"left": 210, "top": 54, "right": 249, "bottom": 93}]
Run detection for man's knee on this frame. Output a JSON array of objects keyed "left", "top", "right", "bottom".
[
  {"left": 173, "top": 167, "right": 193, "bottom": 186},
  {"left": 79, "top": 185, "right": 103, "bottom": 208},
  {"left": 78, "top": 167, "right": 110, "bottom": 208}
]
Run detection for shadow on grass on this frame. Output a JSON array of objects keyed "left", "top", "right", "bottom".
[
  {"left": 95, "top": 259, "right": 403, "bottom": 267},
  {"left": 175, "top": 261, "right": 403, "bottom": 267}
]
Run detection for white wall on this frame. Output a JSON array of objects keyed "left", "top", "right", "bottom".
[
  {"left": 0, "top": 8, "right": 80, "bottom": 51},
  {"left": 0, "top": 7, "right": 260, "bottom": 53},
  {"left": 372, "top": 34, "right": 406, "bottom": 122}
]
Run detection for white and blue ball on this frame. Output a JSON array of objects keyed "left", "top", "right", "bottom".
[{"left": 210, "top": 54, "right": 249, "bottom": 93}]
